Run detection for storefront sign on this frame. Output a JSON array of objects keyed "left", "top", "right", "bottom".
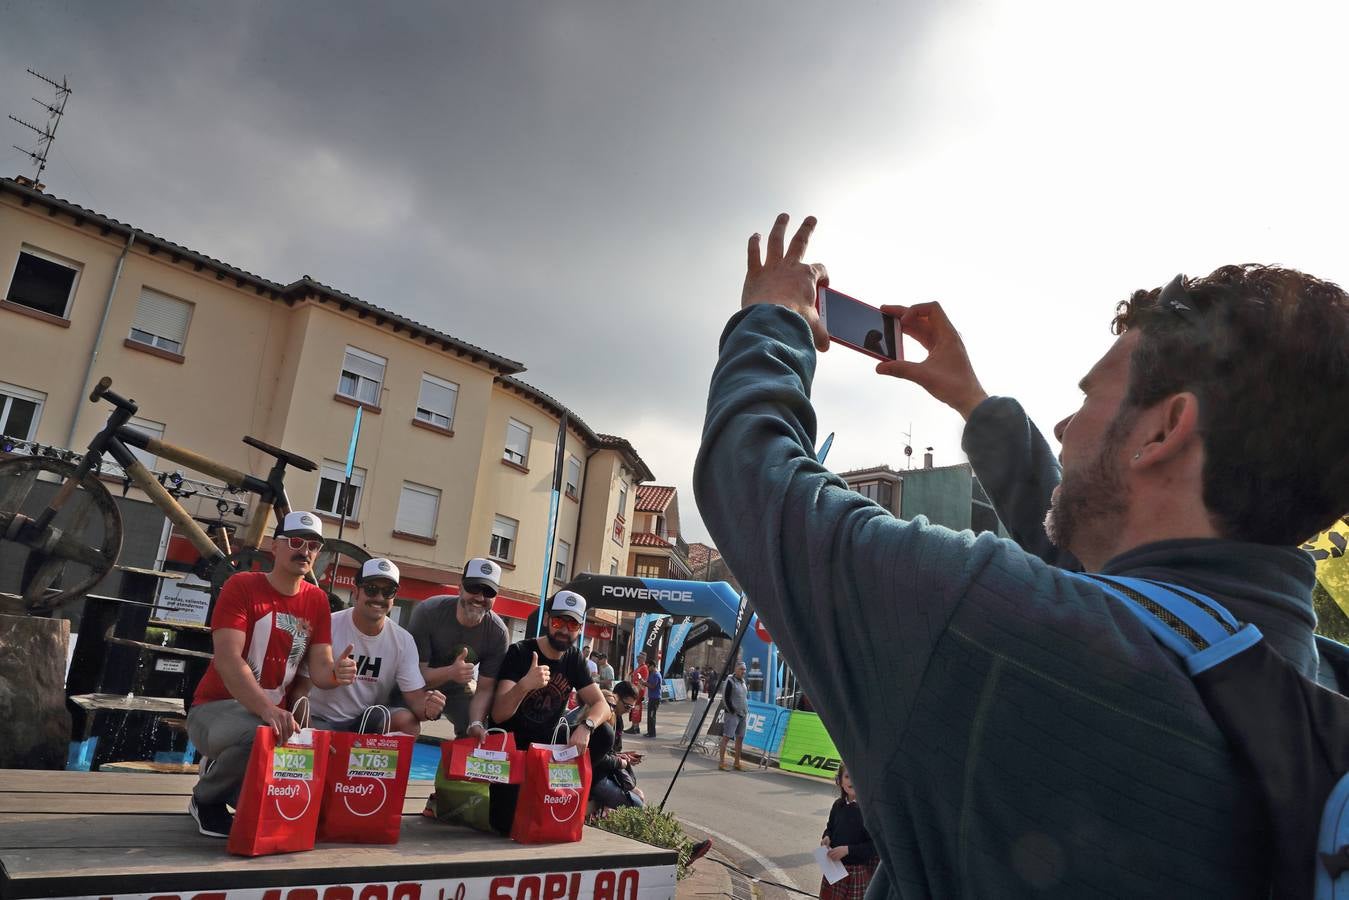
[
  {"left": 49, "top": 865, "right": 677, "bottom": 900},
  {"left": 777, "top": 710, "right": 842, "bottom": 778}
]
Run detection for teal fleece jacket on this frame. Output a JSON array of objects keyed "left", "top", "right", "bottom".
[{"left": 694, "top": 305, "right": 1317, "bottom": 898}]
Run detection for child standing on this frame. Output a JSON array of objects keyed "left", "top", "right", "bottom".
[{"left": 819, "top": 764, "right": 878, "bottom": 899}]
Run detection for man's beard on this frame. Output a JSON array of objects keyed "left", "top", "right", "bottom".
[
  {"left": 547, "top": 631, "right": 574, "bottom": 652},
  {"left": 458, "top": 602, "right": 487, "bottom": 625},
  {"left": 1045, "top": 414, "right": 1132, "bottom": 560}
]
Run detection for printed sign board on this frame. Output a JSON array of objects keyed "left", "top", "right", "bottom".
[{"left": 777, "top": 710, "right": 843, "bottom": 778}]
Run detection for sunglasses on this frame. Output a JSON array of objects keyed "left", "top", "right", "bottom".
[
  {"left": 283, "top": 536, "right": 323, "bottom": 553},
  {"left": 361, "top": 583, "right": 397, "bottom": 599},
  {"left": 549, "top": 616, "right": 582, "bottom": 633},
  {"left": 463, "top": 583, "right": 497, "bottom": 600}
]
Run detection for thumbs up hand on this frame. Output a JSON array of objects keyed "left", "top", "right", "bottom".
[
  {"left": 334, "top": 644, "right": 357, "bottom": 686},
  {"left": 523, "top": 650, "right": 551, "bottom": 691},
  {"left": 447, "top": 646, "right": 476, "bottom": 684}
]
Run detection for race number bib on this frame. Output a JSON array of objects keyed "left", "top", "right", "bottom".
[
  {"left": 272, "top": 747, "right": 315, "bottom": 780},
  {"left": 347, "top": 747, "right": 398, "bottom": 779},
  {"left": 548, "top": 762, "right": 582, "bottom": 789}
]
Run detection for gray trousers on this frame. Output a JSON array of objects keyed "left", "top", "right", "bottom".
[{"left": 186, "top": 699, "right": 265, "bottom": 805}]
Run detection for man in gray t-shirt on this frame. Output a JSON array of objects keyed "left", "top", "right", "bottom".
[{"left": 407, "top": 557, "right": 509, "bottom": 739}]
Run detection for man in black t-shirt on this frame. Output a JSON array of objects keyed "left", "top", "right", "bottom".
[{"left": 487, "top": 590, "right": 611, "bottom": 833}]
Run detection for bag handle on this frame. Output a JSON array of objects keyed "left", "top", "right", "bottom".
[
  {"left": 291, "top": 695, "right": 312, "bottom": 730},
  {"left": 358, "top": 704, "right": 392, "bottom": 735},
  {"left": 482, "top": 727, "right": 511, "bottom": 751},
  {"left": 551, "top": 718, "right": 571, "bottom": 745}
]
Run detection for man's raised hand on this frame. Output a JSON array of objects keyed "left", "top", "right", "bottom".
[
  {"left": 523, "top": 651, "right": 551, "bottom": 691},
  {"left": 742, "top": 213, "right": 830, "bottom": 352},
  {"left": 447, "top": 647, "right": 476, "bottom": 684},
  {"left": 335, "top": 644, "right": 357, "bottom": 686},
  {"left": 875, "top": 301, "right": 989, "bottom": 419}
]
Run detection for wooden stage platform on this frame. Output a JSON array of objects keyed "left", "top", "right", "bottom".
[{"left": 0, "top": 770, "right": 677, "bottom": 900}]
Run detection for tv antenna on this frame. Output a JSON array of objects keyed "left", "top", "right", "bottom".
[
  {"left": 902, "top": 423, "right": 914, "bottom": 468},
  {"left": 9, "top": 69, "right": 71, "bottom": 188}
]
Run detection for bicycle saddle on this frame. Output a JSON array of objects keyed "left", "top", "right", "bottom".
[{"left": 242, "top": 436, "right": 319, "bottom": 472}]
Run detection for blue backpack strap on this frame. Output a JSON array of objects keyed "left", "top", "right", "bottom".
[{"left": 1068, "top": 572, "right": 1263, "bottom": 676}]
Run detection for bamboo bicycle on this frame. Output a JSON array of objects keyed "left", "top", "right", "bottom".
[{"left": 0, "top": 377, "right": 368, "bottom": 612}]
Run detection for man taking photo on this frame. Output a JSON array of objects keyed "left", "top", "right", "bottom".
[{"left": 694, "top": 213, "right": 1349, "bottom": 896}]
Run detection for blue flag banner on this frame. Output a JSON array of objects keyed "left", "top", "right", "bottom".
[{"left": 662, "top": 616, "right": 696, "bottom": 675}]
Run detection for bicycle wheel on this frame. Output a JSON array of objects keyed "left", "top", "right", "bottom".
[
  {"left": 312, "top": 538, "right": 371, "bottom": 608},
  {"left": 0, "top": 456, "right": 123, "bottom": 612}
]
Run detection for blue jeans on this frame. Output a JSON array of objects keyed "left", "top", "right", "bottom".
[{"left": 591, "top": 774, "right": 644, "bottom": 809}]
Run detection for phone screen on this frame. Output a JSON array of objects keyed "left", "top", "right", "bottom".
[{"left": 818, "top": 287, "right": 899, "bottom": 361}]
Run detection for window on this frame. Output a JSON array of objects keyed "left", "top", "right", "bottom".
[
  {"left": 504, "top": 419, "right": 532, "bottom": 467},
  {"left": 490, "top": 515, "right": 519, "bottom": 563},
  {"left": 616, "top": 483, "right": 628, "bottom": 520},
  {"left": 338, "top": 346, "right": 386, "bottom": 406},
  {"left": 394, "top": 482, "right": 440, "bottom": 538},
  {"left": 315, "top": 459, "right": 366, "bottom": 519},
  {"left": 635, "top": 558, "right": 662, "bottom": 579},
  {"left": 565, "top": 455, "right": 582, "bottom": 499},
  {"left": 128, "top": 287, "right": 192, "bottom": 354},
  {"left": 0, "top": 382, "right": 44, "bottom": 443},
  {"left": 857, "top": 480, "right": 892, "bottom": 508},
  {"left": 415, "top": 374, "right": 458, "bottom": 430},
  {"left": 609, "top": 559, "right": 619, "bottom": 576},
  {"left": 554, "top": 539, "right": 571, "bottom": 584},
  {"left": 6, "top": 246, "right": 80, "bottom": 319}
]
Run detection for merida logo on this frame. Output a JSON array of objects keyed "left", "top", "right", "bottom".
[
  {"left": 600, "top": 585, "right": 694, "bottom": 603},
  {"left": 267, "top": 783, "right": 302, "bottom": 799},
  {"left": 797, "top": 754, "right": 841, "bottom": 773}
]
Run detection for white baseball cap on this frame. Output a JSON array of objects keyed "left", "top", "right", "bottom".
[
  {"left": 550, "top": 590, "right": 587, "bottom": 624},
  {"left": 462, "top": 557, "right": 502, "bottom": 593},
  {"left": 278, "top": 510, "right": 323, "bottom": 540},
  {"left": 359, "top": 557, "right": 400, "bottom": 585}
]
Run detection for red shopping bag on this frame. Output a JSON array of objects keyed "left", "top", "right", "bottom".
[
  {"left": 228, "top": 719, "right": 331, "bottom": 856},
  {"left": 317, "top": 707, "right": 414, "bottom": 844},
  {"left": 443, "top": 728, "right": 524, "bottom": 785},
  {"left": 510, "top": 723, "right": 592, "bottom": 844}
]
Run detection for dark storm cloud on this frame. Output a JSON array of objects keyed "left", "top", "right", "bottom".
[{"left": 1, "top": 2, "right": 944, "bottom": 538}]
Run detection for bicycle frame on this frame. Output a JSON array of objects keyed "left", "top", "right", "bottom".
[{"left": 35, "top": 378, "right": 298, "bottom": 568}]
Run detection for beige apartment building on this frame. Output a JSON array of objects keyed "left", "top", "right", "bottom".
[{"left": 0, "top": 176, "right": 650, "bottom": 644}]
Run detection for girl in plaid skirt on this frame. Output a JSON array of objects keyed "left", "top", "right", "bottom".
[{"left": 820, "top": 763, "right": 878, "bottom": 899}]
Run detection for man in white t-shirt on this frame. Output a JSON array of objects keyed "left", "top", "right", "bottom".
[
  {"left": 301, "top": 558, "right": 446, "bottom": 735},
  {"left": 584, "top": 646, "right": 599, "bottom": 680}
]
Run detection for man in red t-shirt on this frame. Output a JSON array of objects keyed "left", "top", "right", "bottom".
[
  {"left": 627, "top": 658, "right": 650, "bottom": 734},
  {"left": 185, "top": 511, "right": 357, "bottom": 838}
]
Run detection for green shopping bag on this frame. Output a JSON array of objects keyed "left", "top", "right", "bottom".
[{"left": 433, "top": 741, "right": 493, "bottom": 831}]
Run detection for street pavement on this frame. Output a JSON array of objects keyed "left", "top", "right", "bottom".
[{"left": 633, "top": 700, "right": 837, "bottom": 899}]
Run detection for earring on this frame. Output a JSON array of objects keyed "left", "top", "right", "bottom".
[{"left": 1133, "top": 452, "right": 1141, "bottom": 460}]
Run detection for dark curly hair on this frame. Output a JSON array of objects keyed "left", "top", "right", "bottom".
[{"left": 1112, "top": 265, "right": 1349, "bottom": 545}]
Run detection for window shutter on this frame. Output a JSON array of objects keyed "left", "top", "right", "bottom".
[
  {"left": 396, "top": 484, "right": 439, "bottom": 536},
  {"left": 133, "top": 289, "right": 191, "bottom": 342},
  {"left": 343, "top": 349, "right": 385, "bottom": 381}
]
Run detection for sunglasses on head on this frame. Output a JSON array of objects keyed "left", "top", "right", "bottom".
[
  {"left": 361, "top": 583, "right": 397, "bottom": 599},
  {"left": 549, "top": 616, "right": 582, "bottom": 633},
  {"left": 283, "top": 536, "right": 323, "bottom": 553}
]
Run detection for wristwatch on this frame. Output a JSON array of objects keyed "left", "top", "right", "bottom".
[{"left": 582, "top": 717, "right": 597, "bottom": 731}]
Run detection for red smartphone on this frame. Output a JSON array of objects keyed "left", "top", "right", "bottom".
[{"left": 816, "top": 286, "right": 901, "bottom": 363}]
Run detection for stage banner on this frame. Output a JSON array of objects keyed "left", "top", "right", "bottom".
[{"left": 777, "top": 710, "right": 842, "bottom": 779}]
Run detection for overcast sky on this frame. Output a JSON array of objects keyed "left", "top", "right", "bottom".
[{"left": 5, "top": 1, "right": 1349, "bottom": 544}]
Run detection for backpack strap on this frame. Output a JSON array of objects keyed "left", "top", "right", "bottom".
[{"left": 1068, "top": 573, "right": 1264, "bottom": 676}]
